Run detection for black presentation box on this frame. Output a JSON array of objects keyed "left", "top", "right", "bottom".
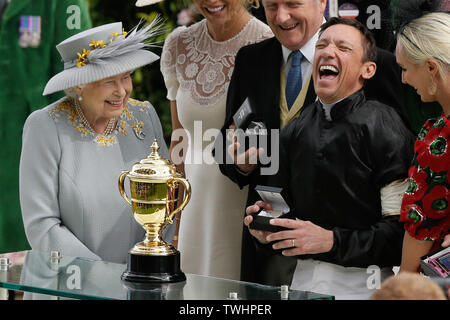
[{"left": 249, "top": 185, "right": 293, "bottom": 233}]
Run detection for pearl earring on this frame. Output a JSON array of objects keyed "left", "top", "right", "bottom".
[{"left": 78, "top": 96, "right": 83, "bottom": 102}]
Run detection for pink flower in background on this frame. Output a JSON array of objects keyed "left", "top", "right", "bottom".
[
  {"left": 177, "top": 9, "right": 193, "bottom": 26},
  {"left": 439, "top": 0, "right": 450, "bottom": 11}
]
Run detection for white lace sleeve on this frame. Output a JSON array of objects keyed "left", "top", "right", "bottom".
[{"left": 160, "top": 26, "right": 186, "bottom": 101}]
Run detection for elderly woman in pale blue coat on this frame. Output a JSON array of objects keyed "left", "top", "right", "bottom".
[{"left": 19, "top": 20, "right": 173, "bottom": 264}]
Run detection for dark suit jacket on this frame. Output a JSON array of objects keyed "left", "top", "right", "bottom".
[{"left": 215, "top": 36, "right": 409, "bottom": 286}]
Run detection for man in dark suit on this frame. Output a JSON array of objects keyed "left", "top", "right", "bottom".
[{"left": 214, "top": 0, "right": 409, "bottom": 286}]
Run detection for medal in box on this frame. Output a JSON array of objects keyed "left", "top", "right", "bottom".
[{"left": 249, "top": 185, "right": 293, "bottom": 233}]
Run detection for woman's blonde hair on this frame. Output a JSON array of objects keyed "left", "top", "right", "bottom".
[{"left": 397, "top": 12, "right": 450, "bottom": 79}]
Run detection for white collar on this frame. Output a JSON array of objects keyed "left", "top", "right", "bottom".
[{"left": 319, "top": 96, "right": 348, "bottom": 121}]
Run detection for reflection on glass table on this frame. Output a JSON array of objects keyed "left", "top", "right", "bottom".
[{"left": 0, "top": 250, "right": 333, "bottom": 300}]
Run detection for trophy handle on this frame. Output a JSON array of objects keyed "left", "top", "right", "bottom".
[
  {"left": 118, "top": 170, "right": 132, "bottom": 206},
  {"left": 166, "top": 177, "right": 191, "bottom": 223}
]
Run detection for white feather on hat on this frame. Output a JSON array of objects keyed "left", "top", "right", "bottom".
[{"left": 135, "top": 0, "right": 164, "bottom": 7}]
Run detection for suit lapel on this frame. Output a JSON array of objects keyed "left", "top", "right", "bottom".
[
  {"left": 261, "top": 40, "right": 316, "bottom": 128},
  {"left": 262, "top": 38, "right": 282, "bottom": 129}
]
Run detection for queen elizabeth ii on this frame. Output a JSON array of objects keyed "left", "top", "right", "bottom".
[{"left": 19, "top": 19, "right": 174, "bottom": 264}]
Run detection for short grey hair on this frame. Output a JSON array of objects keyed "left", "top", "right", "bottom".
[{"left": 64, "top": 84, "right": 86, "bottom": 99}]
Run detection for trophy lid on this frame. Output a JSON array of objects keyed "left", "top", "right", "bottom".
[{"left": 126, "top": 139, "right": 180, "bottom": 182}]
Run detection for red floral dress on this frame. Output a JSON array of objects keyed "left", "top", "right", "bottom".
[{"left": 400, "top": 113, "right": 450, "bottom": 247}]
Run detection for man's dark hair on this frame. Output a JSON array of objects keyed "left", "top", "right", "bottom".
[{"left": 319, "top": 17, "right": 377, "bottom": 63}]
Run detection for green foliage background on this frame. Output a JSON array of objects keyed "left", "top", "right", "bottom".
[{"left": 87, "top": 0, "right": 193, "bottom": 144}]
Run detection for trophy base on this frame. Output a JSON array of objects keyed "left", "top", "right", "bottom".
[{"left": 121, "top": 251, "right": 186, "bottom": 283}]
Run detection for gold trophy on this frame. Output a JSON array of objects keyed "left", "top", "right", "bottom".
[{"left": 118, "top": 140, "right": 191, "bottom": 283}]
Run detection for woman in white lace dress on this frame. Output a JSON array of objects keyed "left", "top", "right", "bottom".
[{"left": 160, "top": 0, "right": 272, "bottom": 280}]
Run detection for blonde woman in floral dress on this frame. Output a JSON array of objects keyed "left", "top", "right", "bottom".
[
  {"left": 396, "top": 12, "right": 450, "bottom": 273},
  {"left": 160, "top": 0, "right": 272, "bottom": 280}
]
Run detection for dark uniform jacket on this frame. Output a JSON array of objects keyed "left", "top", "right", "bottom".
[{"left": 265, "top": 90, "right": 415, "bottom": 267}]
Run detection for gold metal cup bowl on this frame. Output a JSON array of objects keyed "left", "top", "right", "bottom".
[{"left": 118, "top": 139, "right": 191, "bottom": 282}]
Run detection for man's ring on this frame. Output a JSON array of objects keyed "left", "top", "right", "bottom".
[{"left": 291, "top": 239, "right": 295, "bottom": 248}]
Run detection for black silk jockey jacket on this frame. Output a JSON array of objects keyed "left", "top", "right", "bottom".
[{"left": 263, "top": 90, "right": 415, "bottom": 267}]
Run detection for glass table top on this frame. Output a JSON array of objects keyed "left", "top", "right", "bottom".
[{"left": 0, "top": 250, "right": 333, "bottom": 300}]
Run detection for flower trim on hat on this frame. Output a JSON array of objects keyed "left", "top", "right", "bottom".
[
  {"left": 76, "top": 30, "right": 127, "bottom": 68},
  {"left": 76, "top": 48, "right": 91, "bottom": 68},
  {"left": 74, "top": 18, "right": 162, "bottom": 70},
  {"left": 89, "top": 40, "right": 106, "bottom": 49},
  {"left": 113, "top": 29, "right": 128, "bottom": 37}
]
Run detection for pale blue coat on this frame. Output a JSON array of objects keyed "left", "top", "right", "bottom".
[{"left": 19, "top": 97, "right": 174, "bottom": 264}]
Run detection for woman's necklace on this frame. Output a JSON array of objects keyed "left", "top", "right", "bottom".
[{"left": 74, "top": 98, "right": 117, "bottom": 135}]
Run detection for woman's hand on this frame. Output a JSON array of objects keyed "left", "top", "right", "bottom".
[
  {"left": 399, "top": 232, "right": 434, "bottom": 273},
  {"left": 442, "top": 234, "right": 450, "bottom": 247}
]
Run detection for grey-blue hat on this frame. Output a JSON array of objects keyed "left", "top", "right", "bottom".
[{"left": 43, "top": 18, "right": 162, "bottom": 95}]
